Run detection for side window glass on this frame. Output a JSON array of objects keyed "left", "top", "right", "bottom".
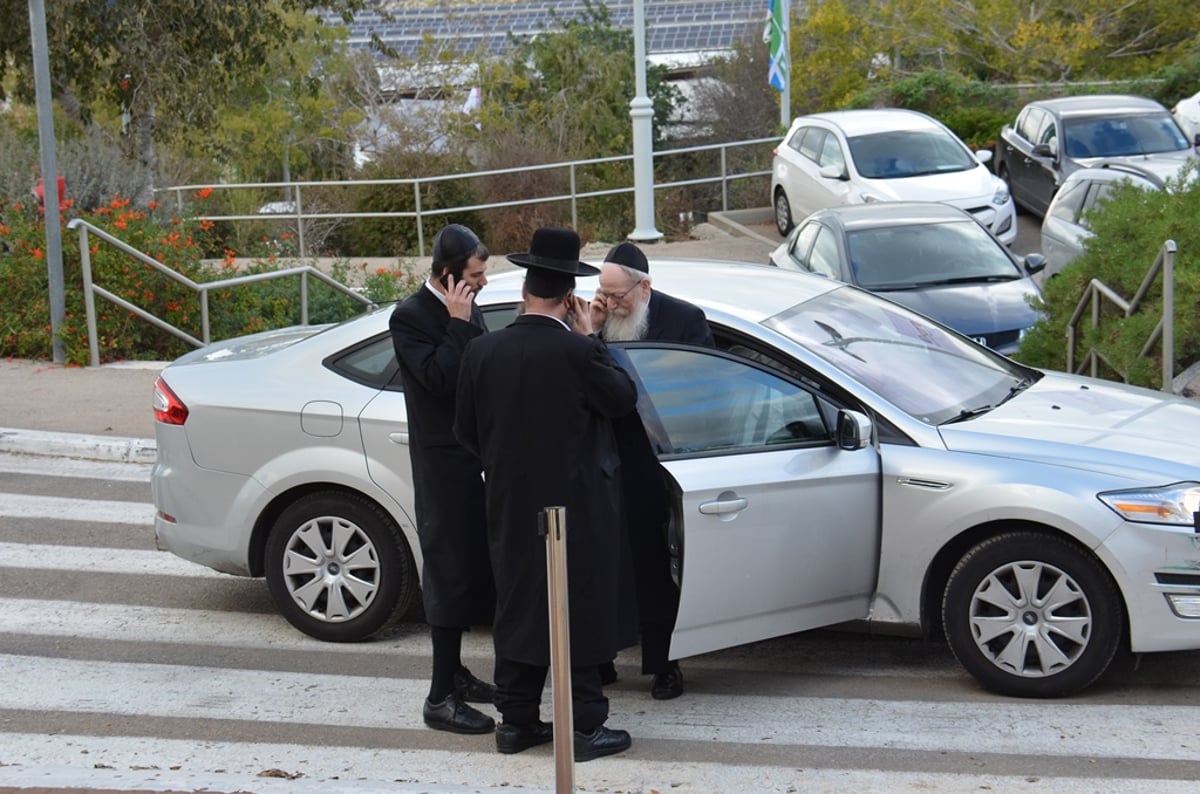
[
  {"left": 622, "top": 348, "right": 828, "bottom": 456},
  {"left": 789, "top": 223, "right": 819, "bottom": 267},
  {"left": 327, "top": 333, "right": 399, "bottom": 390},
  {"left": 787, "top": 126, "right": 808, "bottom": 154},
  {"left": 808, "top": 226, "right": 841, "bottom": 278},
  {"left": 799, "top": 128, "right": 827, "bottom": 164},
  {"left": 1018, "top": 108, "right": 1043, "bottom": 142},
  {"left": 819, "top": 135, "right": 846, "bottom": 172},
  {"left": 1048, "top": 180, "right": 1089, "bottom": 222},
  {"left": 482, "top": 304, "right": 518, "bottom": 333}
]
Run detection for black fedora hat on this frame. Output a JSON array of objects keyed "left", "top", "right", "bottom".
[{"left": 507, "top": 226, "right": 600, "bottom": 276}]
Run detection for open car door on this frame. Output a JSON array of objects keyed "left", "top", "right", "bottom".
[{"left": 612, "top": 345, "right": 883, "bottom": 660}]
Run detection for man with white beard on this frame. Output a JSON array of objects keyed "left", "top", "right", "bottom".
[{"left": 589, "top": 242, "right": 713, "bottom": 700}]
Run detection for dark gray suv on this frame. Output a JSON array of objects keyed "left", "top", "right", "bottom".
[{"left": 996, "top": 94, "right": 1195, "bottom": 216}]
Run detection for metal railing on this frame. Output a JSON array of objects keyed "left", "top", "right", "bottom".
[
  {"left": 67, "top": 218, "right": 376, "bottom": 368},
  {"left": 156, "top": 137, "right": 777, "bottom": 257},
  {"left": 1066, "top": 240, "right": 1176, "bottom": 391}
]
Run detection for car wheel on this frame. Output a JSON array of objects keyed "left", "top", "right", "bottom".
[
  {"left": 265, "top": 490, "right": 418, "bottom": 642},
  {"left": 773, "top": 188, "right": 793, "bottom": 236},
  {"left": 942, "top": 531, "right": 1122, "bottom": 698}
]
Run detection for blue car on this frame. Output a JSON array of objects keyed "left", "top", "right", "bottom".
[{"left": 769, "top": 201, "right": 1045, "bottom": 355}]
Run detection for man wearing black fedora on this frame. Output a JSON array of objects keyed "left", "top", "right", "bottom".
[
  {"left": 591, "top": 242, "right": 713, "bottom": 701},
  {"left": 389, "top": 223, "right": 498, "bottom": 735},
  {"left": 454, "top": 226, "right": 638, "bottom": 761}
]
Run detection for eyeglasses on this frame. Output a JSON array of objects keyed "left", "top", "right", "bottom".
[{"left": 594, "top": 282, "right": 640, "bottom": 303}]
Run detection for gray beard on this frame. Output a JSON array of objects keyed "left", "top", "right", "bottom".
[{"left": 602, "top": 298, "right": 650, "bottom": 342}]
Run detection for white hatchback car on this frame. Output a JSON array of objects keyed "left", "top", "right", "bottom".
[{"left": 770, "top": 108, "right": 1017, "bottom": 245}]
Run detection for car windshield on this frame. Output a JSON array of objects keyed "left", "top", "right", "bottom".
[
  {"left": 1063, "top": 112, "right": 1191, "bottom": 158},
  {"left": 765, "top": 287, "right": 1033, "bottom": 424},
  {"left": 847, "top": 129, "right": 977, "bottom": 178},
  {"left": 846, "top": 220, "right": 1020, "bottom": 290}
]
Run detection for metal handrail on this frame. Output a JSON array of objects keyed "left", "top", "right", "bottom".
[
  {"left": 67, "top": 218, "right": 376, "bottom": 367},
  {"left": 156, "top": 137, "right": 778, "bottom": 256},
  {"left": 1066, "top": 240, "right": 1176, "bottom": 390}
]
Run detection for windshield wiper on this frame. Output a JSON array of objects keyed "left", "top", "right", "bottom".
[
  {"left": 921, "top": 274, "right": 1022, "bottom": 286},
  {"left": 940, "top": 376, "right": 1036, "bottom": 425}
]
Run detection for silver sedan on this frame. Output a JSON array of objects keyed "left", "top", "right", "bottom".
[{"left": 153, "top": 260, "right": 1200, "bottom": 698}]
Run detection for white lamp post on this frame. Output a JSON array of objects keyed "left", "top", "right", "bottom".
[{"left": 628, "top": 0, "right": 661, "bottom": 242}]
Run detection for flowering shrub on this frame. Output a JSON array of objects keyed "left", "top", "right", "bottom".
[{"left": 0, "top": 191, "right": 422, "bottom": 364}]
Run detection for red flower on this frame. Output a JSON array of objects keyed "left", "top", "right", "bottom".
[{"left": 194, "top": 187, "right": 214, "bottom": 200}]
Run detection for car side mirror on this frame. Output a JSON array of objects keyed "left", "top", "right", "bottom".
[
  {"left": 819, "top": 164, "right": 849, "bottom": 181},
  {"left": 836, "top": 409, "right": 872, "bottom": 451},
  {"left": 1032, "top": 142, "right": 1055, "bottom": 158},
  {"left": 1022, "top": 253, "right": 1047, "bottom": 275},
  {"left": 974, "top": 149, "right": 993, "bottom": 165}
]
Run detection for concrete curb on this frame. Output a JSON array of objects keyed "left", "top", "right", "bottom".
[
  {"left": 0, "top": 427, "right": 157, "bottom": 464},
  {"left": 708, "top": 207, "right": 779, "bottom": 246}
]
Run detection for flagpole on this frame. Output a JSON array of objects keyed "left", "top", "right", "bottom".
[{"left": 780, "top": 0, "right": 791, "bottom": 129}]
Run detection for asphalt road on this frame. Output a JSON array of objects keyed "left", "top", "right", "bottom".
[{"left": 3, "top": 452, "right": 1200, "bottom": 793}]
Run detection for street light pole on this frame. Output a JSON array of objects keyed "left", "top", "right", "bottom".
[
  {"left": 28, "top": 0, "right": 67, "bottom": 364},
  {"left": 628, "top": 0, "right": 661, "bottom": 242}
]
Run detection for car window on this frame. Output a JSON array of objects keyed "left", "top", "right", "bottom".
[
  {"left": 768, "top": 287, "right": 1033, "bottom": 425},
  {"left": 1066, "top": 113, "right": 1191, "bottom": 157},
  {"left": 788, "top": 222, "right": 819, "bottom": 266},
  {"left": 326, "top": 303, "right": 518, "bottom": 390},
  {"left": 847, "top": 220, "right": 1017, "bottom": 288},
  {"left": 847, "top": 128, "right": 976, "bottom": 178},
  {"left": 1048, "top": 179, "right": 1090, "bottom": 223},
  {"left": 818, "top": 134, "right": 846, "bottom": 171},
  {"left": 617, "top": 346, "right": 829, "bottom": 456},
  {"left": 786, "top": 125, "right": 809, "bottom": 154},
  {"left": 798, "top": 128, "right": 828, "bottom": 164},
  {"left": 808, "top": 226, "right": 841, "bottom": 278},
  {"left": 1016, "top": 107, "right": 1045, "bottom": 143}
]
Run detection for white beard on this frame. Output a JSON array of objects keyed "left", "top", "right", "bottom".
[{"left": 602, "top": 297, "right": 650, "bottom": 342}]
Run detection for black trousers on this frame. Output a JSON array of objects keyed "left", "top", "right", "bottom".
[{"left": 494, "top": 657, "right": 608, "bottom": 733}]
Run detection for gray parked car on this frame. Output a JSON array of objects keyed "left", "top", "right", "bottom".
[
  {"left": 153, "top": 260, "right": 1200, "bottom": 698},
  {"left": 1040, "top": 162, "right": 1165, "bottom": 279},
  {"left": 768, "top": 202, "right": 1043, "bottom": 355},
  {"left": 997, "top": 94, "right": 1194, "bottom": 216}
]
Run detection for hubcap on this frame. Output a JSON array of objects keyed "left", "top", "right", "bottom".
[
  {"left": 281, "top": 516, "right": 380, "bottom": 623},
  {"left": 967, "top": 560, "right": 1092, "bottom": 678}
]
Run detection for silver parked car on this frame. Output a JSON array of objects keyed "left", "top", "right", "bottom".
[
  {"left": 154, "top": 261, "right": 1200, "bottom": 698},
  {"left": 1040, "top": 162, "right": 1165, "bottom": 279},
  {"left": 768, "top": 202, "right": 1043, "bottom": 355}
]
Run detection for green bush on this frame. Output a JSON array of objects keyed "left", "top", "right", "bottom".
[
  {"left": 0, "top": 191, "right": 421, "bottom": 364},
  {"left": 1017, "top": 162, "right": 1200, "bottom": 386}
]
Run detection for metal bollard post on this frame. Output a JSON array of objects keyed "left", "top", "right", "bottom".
[{"left": 539, "top": 506, "right": 575, "bottom": 792}]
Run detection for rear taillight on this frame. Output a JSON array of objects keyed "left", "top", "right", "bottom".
[{"left": 153, "top": 377, "right": 189, "bottom": 425}]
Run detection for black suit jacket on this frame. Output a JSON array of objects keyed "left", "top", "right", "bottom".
[
  {"left": 644, "top": 289, "right": 714, "bottom": 347},
  {"left": 388, "top": 285, "right": 493, "bottom": 626},
  {"left": 455, "top": 313, "right": 637, "bottom": 666}
]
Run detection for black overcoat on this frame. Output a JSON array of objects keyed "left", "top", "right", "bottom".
[
  {"left": 389, "top": 286, "right": 494, "bottom": 627},
  {"left": 454, "top": 313, "right": 637, "bottom": 667}
]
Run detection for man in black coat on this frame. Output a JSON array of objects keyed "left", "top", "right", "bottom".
[
  {"left": 590, "top": 242, "right": 715, "bottom": 700},
  {"left": 454, "top": 226, "right": 639, "bottom": 761},
  {"left": 389, "top": 223, "right": 497, "bottom": 735}
]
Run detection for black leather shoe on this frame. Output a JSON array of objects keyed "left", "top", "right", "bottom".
[
  {"left": 650, "top": 661, "right": 683, "bottom": 700},
  {"left": 574, "top": 725, "right": 631, "bottom": 762},
  {"left": 495, "top": 720, "right": 553, "bottom": 754},
  {"left": 454, "top": 666, "right": 498, "bottom": 704},
  {"left": 423, "top": 692, "right": 495, "bottom": 734},
  {"left": 598, "top": 660, "right": 618, "bottom": 686}
]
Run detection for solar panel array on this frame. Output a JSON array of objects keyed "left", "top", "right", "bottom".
[{"left": 324, "top": 1, "right": 765, "bottom": 58}]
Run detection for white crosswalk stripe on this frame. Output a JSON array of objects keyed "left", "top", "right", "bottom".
[{"left": 2, "top": 453, "right": 1199, "bottom": 793}]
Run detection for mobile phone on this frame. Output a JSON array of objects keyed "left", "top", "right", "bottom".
[{"left": 438, "top": 273, "right": 450, "bottom": 288}]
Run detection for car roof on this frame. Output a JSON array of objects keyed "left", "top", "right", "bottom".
[
  {"left": 1062, "top": 161, "right": 1167, "bottom": 189},
  {"left": 790, "top": 108, "right": 939, "bottom": 136},
  {"left": 1029, "top": 94, "right": 1168, "bottom": 117},
  {"left": 483, "top": 258, "right": 838, "bottom": 325},
  {"left": 804, "top": 201, "right": 973, "bottom": 231}
]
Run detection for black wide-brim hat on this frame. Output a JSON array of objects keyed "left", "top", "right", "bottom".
[{"left": 507, "top": 226, "right": 600, "bottom": 276}]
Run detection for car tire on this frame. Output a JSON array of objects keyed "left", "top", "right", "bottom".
[
  {"left": 773, "top": 188, "right": 793, "bottom": 237},
  {"left": 942, "top": 531, "right": 1122, "bottom": 698},
  {"left": 265, "top": 490, "right": 418, "bottom": 642}
]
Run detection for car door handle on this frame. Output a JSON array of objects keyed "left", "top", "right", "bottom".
[
  {"left": 388, "top": 431, "right": 409, "bottom": 445},
  {"left": 699, "top": 496, "right": 748, "bottom": 515}
]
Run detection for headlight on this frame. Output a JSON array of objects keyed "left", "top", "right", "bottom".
[
  {"left": 992, "top": 184, "right": 1011, "bottom": 206},
  {"left": 1098, "top": 482, "right": 1200, "bottom": 527}
]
